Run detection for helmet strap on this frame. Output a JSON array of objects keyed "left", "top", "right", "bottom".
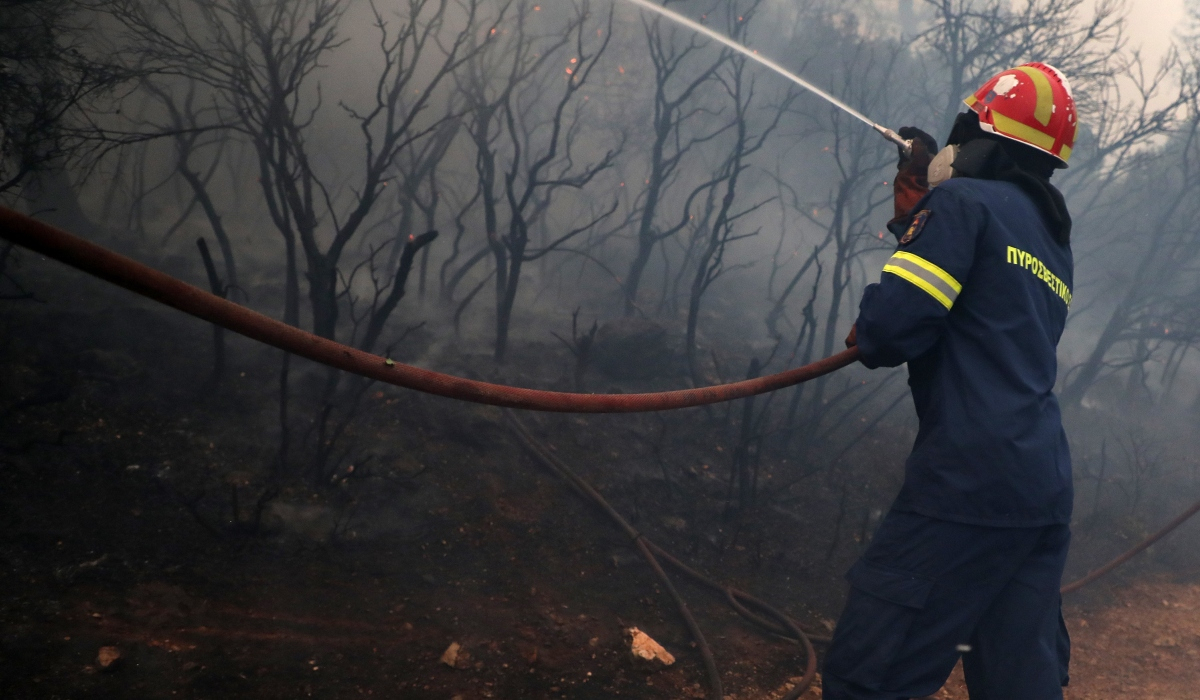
[{"left": 946, "top": 111, "right": 986, "bottom": 147}]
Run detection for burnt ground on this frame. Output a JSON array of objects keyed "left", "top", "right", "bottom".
[{"left": 3, "top": 251, "right": 1200, "bottom": 700}]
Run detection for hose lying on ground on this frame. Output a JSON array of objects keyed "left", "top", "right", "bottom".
[
  {"left": 0, "top": 206, "right": 859, "bottom": 413},
  {"left": 504, "top": 410, "right": 818, "bottom": 700},
  {"left": 507, "top": 408, "right": 1200, "bottom": 699},
  {"left": 1061, "top": 497, "right": 1200, "bottom": 595}
]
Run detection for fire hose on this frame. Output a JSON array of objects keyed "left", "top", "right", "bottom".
[
  {"left": 504, "top": 410, "right": 818, "bottom": 700},
  {"left": 0, "top": 204, "right": 838, "bottom": 697},
  {"left": 0, "top": 206, "right": 859, "bottom": 412},
  {"left": 1060, "top": 497, "right": 1200, "bottom": 595}
]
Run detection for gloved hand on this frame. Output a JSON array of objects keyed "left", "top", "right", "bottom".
[{"left": 892, "top": 126, "right": 939, "bottom": 223}]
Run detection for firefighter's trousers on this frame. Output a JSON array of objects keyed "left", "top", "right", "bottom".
[{"left": 822, "top": 510, "right": 1070, "bottom": 700}]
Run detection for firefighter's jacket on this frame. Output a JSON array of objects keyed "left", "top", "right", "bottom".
[{"left": 855, "top": 178, "right": 1073, "bottom": 527}]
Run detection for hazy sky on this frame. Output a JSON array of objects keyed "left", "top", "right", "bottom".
[{"left": 1095, "top": 0, "right": 1186, "bottom": 66}]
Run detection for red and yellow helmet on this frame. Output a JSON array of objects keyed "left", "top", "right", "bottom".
[{"left": 965, "top": 63, "right": 1077, "bottom": 167}]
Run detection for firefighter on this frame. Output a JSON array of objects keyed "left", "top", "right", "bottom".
[{"left": 825, "top": 63, "right": 1078, "bottom": 699}]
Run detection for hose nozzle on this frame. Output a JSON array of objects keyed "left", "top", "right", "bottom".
[{"left": 874, "top": 124, "right": 913, "bottom": 158}]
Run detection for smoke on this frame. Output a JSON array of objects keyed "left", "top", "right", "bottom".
[{"left": 7, "top": 0, "right": 1200, "bottom": 576}]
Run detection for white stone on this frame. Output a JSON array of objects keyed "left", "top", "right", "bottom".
[
  {"left": 627, "top": 627, "right": 675, "bottom": 666},
  {"left": 440, "top": 642, "right": 461, "bottom": 667}
]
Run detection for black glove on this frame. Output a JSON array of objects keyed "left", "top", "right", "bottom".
[{"left": 897, "top": 126, "right": 939, "bottom": 168}]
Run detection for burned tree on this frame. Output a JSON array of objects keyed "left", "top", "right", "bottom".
[
  {"left": 110, "top": 0, "right": 504, "bottom": 477},
  {"left": 0, "top": 0, "right": 123, "bottom": 198},
  {"left": 918, "top": 0, "right": 1126, "bottom": 135},
  {"left": 618, "top": 2, "right": 736, "bottom": 318},
  {"left": 457, "top": 1, "right": 621, "bottom": 361},
  {"left": 139, "top": 79, "right": 240, "bottom": 290},
  {"left": 1060, "top": 75, "right": 1200, "bottom": 407},
  {"left": 763, "top": 16, "right": 915, "bottom": 434},
  {"left": 114, "top": 0, "right": 491, "bottom": 343},
  {"left": 683, "top": 40, "right": 793, "bottom": 385}
]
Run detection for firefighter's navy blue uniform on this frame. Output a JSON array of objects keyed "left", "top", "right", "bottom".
[{"left": 822, "top": 177, "right": 1074, "bottom": 700}]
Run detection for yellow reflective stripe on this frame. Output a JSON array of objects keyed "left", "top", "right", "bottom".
[
  {"left": 882, "top": 252, "right": 962, "bottom": 311},
  {"left": 1059, "top": 144, "right": 1072, "bottom": 162},
  {"left": 964, "top": 94, "right": 978, "bottom": 107},
  {"left": 990, "top": 110, "right": 1057, "bottom": 151},
  {"left": 890, "top": 251, "right": 962, "bottom": 294},
  {"left": 1015, "top": 66, "right": 1055, "bottom": 126},
  {"left": 883, "top": 263, "right": 955, "bottom": 310}
]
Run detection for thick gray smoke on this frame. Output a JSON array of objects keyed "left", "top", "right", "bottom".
[{"left": 4, "top": 0, "right": 1200, "bottom": 589}]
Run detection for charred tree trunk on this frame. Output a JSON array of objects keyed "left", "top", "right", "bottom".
[
  {"left": 196, "top": 237, "right": 227, "bottom": 385},
  {"left": 180, "top": 164, "right": 239, "bottom": 291},
  {"left": 360, "top": 231, "right": 439, "bottom": 355},
  {"left": 731, "top": 358, "right": 762, "bottom": 513},
  {"left": 494, "top": 239, "right": 525, "bottom": 362},
  {"left": 308, "top": 253, "right": 340, "bottom": 341},
  {"left": 275, "top": 229, "right": 301, "bottom": 479}
]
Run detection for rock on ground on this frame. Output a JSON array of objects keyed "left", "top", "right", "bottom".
[{"left": 627, "top": 627, "right": 675, "bottom": 667}]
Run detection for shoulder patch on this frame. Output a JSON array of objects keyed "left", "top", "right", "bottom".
[{"left": 900, "top": 210, "right": 932, "bottom": 246}]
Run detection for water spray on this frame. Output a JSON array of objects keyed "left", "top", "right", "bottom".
[{"left": 615, "top": 0, "right": 912, "bottom": 156}]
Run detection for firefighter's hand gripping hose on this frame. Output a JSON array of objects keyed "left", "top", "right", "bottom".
[{"left": 0, "top": 206, "right": 859, "bottom": 413}]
